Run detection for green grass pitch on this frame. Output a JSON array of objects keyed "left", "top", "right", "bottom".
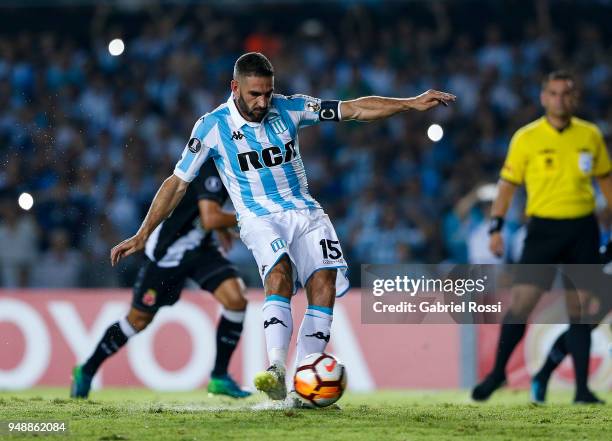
[{"left": 0, "top": 388, "right": 610, "bottom": 440}]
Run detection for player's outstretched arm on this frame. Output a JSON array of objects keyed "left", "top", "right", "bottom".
[
  {"left": 110, "top": 174, "right": 189, "bottom": 266},
  {"left": 340, "top": 89, "right": 455, "bottom": 121}
]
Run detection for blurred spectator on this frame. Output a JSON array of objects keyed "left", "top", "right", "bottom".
[
  {"left": 452, "top": 184, "right": 512, "bottom": 264},
  {"left": 80, "top": 214, "right": 121, "bottom": 287},
  {"left": 0, "top": 199, "right": 39, "bottom": 287},
  {"left": 0, "top": 1, "right": 611, "bottom": 286},
  {"left": 32, "top": 228, "right": 83, "bottom": 288}
]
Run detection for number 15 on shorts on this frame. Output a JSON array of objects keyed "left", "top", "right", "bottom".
[{"left": 320, "top": 239, "right": 342, "bottom": 260}]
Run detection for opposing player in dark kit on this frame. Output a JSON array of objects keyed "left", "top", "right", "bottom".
[{"left": 71, "top": 160, "right": 250, "bottom": 399}]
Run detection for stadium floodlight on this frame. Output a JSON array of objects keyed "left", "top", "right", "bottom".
[
  {"left": 427, "top": 124, "right": 444, "bottom": 142},
  {"left": 108, "top": 38, "right": 125, "bottom": 56},
  {"left": 18, "top": 192, "right": 34, "bottom": 211}
]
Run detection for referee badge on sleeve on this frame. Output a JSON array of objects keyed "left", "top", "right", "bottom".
[{"left": 578, "top": 150, "right": 593, "bottom": 174}]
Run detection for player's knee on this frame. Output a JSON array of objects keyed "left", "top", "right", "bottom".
[
  {"left": 221, "top": 293, "right": 248, "bottom": 311},
  {"left": 307, "top": 270, "right": 336, "bottom": 308},
  {"left": 265, "top": 264, "right": 293, "bottom": 295},
  {"left": 214, "top": 278, "right": 248, "bottom": 310},
  {"left": 309, "top": 269, "right": 336, "bottom": 289}
]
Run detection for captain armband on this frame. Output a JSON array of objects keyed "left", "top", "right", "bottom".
[{"left": 319, "top": 100, "right": 341, "bottom": 122}]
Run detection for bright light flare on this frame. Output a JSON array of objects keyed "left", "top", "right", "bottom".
[
  {"left": 108, "top": 38, "right": 125, "bottom": 56},
  {"left": 427, "top": 124, "right": 444, "bottom": 142},
  {"left": 18, "top": 192, "right": 34, "bottom": 211}
]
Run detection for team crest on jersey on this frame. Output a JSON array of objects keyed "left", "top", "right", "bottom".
[
  {"left": 205, "top": 176, "right": 222, "bottom": 192},
  {"left": 269, "top": 116, "right": 288, "bottom": 135},
  {"left": 187, "top": 137, "right": 201, "bottom": 153},
  {"left": 142, "top": 289, "right": 157, "bottom": 306},
  {"left": 270, "top": 238, "right": 287, "bottom": 252}
]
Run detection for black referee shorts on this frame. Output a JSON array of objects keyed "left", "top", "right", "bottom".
[
  {"left": 515, "top": 214, "right": 600, "bottom": 290},
  {"left": 132, "top": 246, "right": 240, "bottom": 313}
]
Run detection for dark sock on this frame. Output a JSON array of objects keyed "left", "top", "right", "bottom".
[
  {"left": 82, "top": 322, "right": 130, "bottom": 376},
  {"left": 211, "top": 315, "right": 244, "bottom": 378},
  {"left": 490, "top": 312, "right": 526, "bottom": 379},
  {"left": 565, "top": 323, "right": 591, "bottom": 395},
  {"left": 535, "top": 330, "right": 568, "bottom": 381},
  {"left": 535, "top": 324, "right": 597, "bottom": 382}
]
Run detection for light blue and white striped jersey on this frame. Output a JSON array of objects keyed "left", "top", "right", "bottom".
[{"left": 174, "top": 94, "right": 338, "bottom": 220}]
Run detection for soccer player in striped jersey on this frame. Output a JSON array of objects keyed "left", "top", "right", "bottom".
[
  {"left": 110, "top": 52, "right": 455, "bottom": 404},
  {"left": 72, "top": 160, "right": 250, "bottom": 399}
]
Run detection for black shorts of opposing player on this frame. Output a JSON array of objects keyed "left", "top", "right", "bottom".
[
  {"left": 132, "top": 246, "right": 239, "bottom": 313},
  {"left": 514, "top": 214, "right": 601, "bottom": 291}
]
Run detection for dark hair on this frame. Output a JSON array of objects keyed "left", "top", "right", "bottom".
[
  {"left": 233, "top": 52, "right": 274, "bottom": 79},
  {"left": 542, "top": 70, "right": 575, "bottom": 88}
]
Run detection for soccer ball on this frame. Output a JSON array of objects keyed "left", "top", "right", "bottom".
[{"left": 293, "top": 352, "right": 347, "bottom": 407}]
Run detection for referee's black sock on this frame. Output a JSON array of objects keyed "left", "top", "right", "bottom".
[
  {"left": 565, "top": 323, "right": 592, "bottom": 395},
  {"left": 211, "top": 309, "right": 245, "bottom": 378},
  {"left": 82, "top": 319, "right": 136, "bottom": 376},
  {"left": 491, "top": 312, "right": 526, "bottom": 379},
  {"left": 535, "top": 324, "right": 598, "bottom": 382}
]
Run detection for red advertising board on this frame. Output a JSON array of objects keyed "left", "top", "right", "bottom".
[{"left": 0, "top": 290, "right": 461, "bottom": 390}]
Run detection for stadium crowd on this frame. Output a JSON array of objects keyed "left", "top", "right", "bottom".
[{"left": 0, "top": 0, "right": 611, "bottom": 287}]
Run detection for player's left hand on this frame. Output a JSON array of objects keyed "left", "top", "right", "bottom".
[
  {"left": 110, "top": 234, "right": 146, "bottom": 266},
  {"left": 410, "top": 89, "right": 456, "bottom": 111}
]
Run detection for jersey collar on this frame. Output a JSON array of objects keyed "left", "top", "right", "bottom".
[
  {"left": 542, "top": 116, "right": 573, "bottom": 134},
  {"left": 227, "top": 94, "right": 272, "bottom": 128}
]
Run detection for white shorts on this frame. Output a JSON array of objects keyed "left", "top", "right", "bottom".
[{"left": 239, "top": 209, "right": 350, "bottom": 297}]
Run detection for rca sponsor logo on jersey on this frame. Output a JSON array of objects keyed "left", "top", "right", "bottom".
[{"left": 237, "top": 140, "right": 297, "bottom": 172}]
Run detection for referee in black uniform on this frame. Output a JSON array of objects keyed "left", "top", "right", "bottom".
[{"left": 472, "top": 71, "right": 612, "bottom": 404}]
